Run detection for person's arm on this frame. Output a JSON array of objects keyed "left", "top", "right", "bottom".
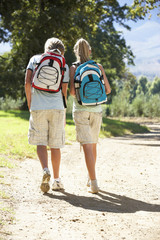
[
  {"left": 98, "top": 64, "right": 111, "bottom": 95},
  {"left": 25, "top": 69, "right": 33, "bottom": 110},
  {"left": 69, "top": 65, "right": 76, "bottom": 96}
]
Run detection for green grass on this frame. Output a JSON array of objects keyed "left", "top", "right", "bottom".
[
  {"left": 65, "top": 113, "right": 76, "bottom": 143},
  {"left": 0, "top": 110, "right": 36, "bottom": 159},
  {"left": 66, "top": 113, "right": 149, "bottom": 138},
  {"left": 0, "top": 157, "right": 16, "bottom": 169},
  {"left": 100, "top": 117, "right": 149, "bottom": 137},
  {"left": 0, "top": 110, "right": 149, "bottom": 160}
]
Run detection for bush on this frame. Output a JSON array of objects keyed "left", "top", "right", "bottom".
[
  {"left": 0, "top": 97, "right": 24, "bottom": 111},
  {"left": 110, "top": 93, "right": 160, "bottom": 118},
  {"left": 144, "top": 94, "right": 160, "bottom": 117},
  {"left": 110, "top": 90, "right": 130, "bottom": 117},
  {"left": 130, "top": 94, "right": 146, "bottom": 117}
]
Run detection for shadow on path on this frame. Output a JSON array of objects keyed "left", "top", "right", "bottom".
[{"left": 44, "top": 190, "right": 160, "bottom": 213}]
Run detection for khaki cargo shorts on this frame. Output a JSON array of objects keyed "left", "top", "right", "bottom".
[
  {"left": 28, "top": 109, "right": 65, "bottom": 148},
  {"left": 73, "top": 111, "right": 102, "bottom": 145}
]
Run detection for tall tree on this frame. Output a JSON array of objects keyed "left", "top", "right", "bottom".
[{"left": 1, "top": 0, "right": 153, "bottom": 101}]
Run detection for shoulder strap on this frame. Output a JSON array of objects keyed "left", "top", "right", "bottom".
[{"left": 72, "top": 61, "right": 81, "bottom": 67}]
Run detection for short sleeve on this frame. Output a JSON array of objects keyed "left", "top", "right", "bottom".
[
  {"left": 26, "top": 54, "right": 41, "bottom": 71},
  {"left": 63, "top": 64, "right": 69, "bottom": 83},
  {"left": 26, "top": 56, "right": 34, "bottom": 71}
]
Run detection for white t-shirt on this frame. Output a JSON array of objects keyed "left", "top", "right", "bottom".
[{"left": 27, "top": 54, "right": 69, "bottom": 111}]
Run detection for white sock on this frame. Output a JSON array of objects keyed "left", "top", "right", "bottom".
[
  {"left": 43, "top": 167, "right": 49, "bottom": 172},
  {"left": 54, "top": 178, "right": 60, "bottom": 182}
]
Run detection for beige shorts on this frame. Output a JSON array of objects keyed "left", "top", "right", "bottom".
[
  {"left": 28, "top": 109, "right": 65, "bottom": 148},
  {"left": 73, "top": 111, "right": 102, "bottom": 145}
]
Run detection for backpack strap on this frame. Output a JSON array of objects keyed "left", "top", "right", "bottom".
[
  {"left": 60, "top": 56, "right": 66, "bottom": 82},
  {"left": 72, "top": 61, "right": 81, "bottom": 67}
]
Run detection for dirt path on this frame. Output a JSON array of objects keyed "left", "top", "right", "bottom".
[{"left": 3, "top": 123, "right": 160, "bottom": 240}]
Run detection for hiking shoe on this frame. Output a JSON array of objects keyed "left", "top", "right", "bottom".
[
  {"left": 88, "top": 179, "right": 99, "bottom": 194},
  {"left": 40, "top": 169, "right": 51, "bottom": 193},
  {"left": 52, "top": 179, "right": 64, "bottom": 191}
]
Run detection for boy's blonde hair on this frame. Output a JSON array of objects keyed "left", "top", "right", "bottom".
[
  {"left": 44, "top": 37, "right": 65, "bottom": 54},
  {"left": 74, "top": 38, "right": 91, "bottom": 63}
]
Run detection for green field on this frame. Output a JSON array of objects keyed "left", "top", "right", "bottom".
[{"left": 0, "top": 110, "right": 149, "bottom": 160}]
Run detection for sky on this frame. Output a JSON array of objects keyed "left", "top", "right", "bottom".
[
  {"left": 116, "top": 0, "right": 160, "bottom": 79},
  {"left": 0, "top": 0, "right": 160, "bottom": 79}
]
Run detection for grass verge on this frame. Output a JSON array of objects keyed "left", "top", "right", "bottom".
[
  {"left": 100, "top": 117, "right": 149, "bottom": 137},
  {"left": 0, "top": 111, "right": 149, "bottom": 160}
]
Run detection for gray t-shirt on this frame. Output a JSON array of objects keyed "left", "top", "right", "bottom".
[{"left": 27, "top": 54, "right": 69, "bottom": 111}]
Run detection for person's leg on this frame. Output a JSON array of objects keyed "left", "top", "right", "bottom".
[
  {"left": 51, "top": 148, "right": 61, "bottom": 179},
  {"left": 83, "top": 143, "right": 99, "bottom": 193},
  {"left": 73, "top": 111, "right": 99, "bottom": 193},
  {"left": 48, "top": 110, "right": 65, "bottom": 190},
  {"left": 29, "top": 110, "right": 51, "bottom": 193},
  {"left": 51, "top": 148, "right": 64, "bottom": 190},
  {"left": 37, "top": 145, "right": 51, "bottom": 193},
  {"left": 93, "top": 143, "right": 97, "bottom": 163},
  {"left": 83, "top": 143, "right": 96, "bottom": 180},
  {"left": 37, "top": 145, "right": 48, "bottom": 169}
]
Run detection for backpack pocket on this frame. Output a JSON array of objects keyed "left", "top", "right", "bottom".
[{"left": 37, "top": 65, "right": 59, "bottom": 87}]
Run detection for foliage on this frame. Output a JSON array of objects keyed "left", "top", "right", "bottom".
[
  {"left": 136, "top": 76, "right": 148, "bottom": 95},
  {"left": 0, "top": 0, "right": 140, "bottom": 101},
  {"left": 131, "top": 94, "right": 146, "bottom": 117},
  {"left": 0, "top": 0, "right": 159, "bottom": 111},
  {"left": 114, "top": 69, "right": 137, "bottom": 101},
  {"left": 110, "top": 76, "right": 160, "bottom": 117},
  {"left": 129, "top": 0, "right": 160, "bottom": 18},
  {"left": 144, "top": 94, "right": 160, "bottom": 117},
  {"left": 0, "top": 96, "right": 24, "bottom": 110},
  {"left": 150, "top": 77, "right": 160, "bottom": 95},
  {"left": 0, "top": 53, "right": 25, "bottom": 99},
  {"left": 0, "top": 1, "right": 133, "bottom": 61},
  {"left": 109, "top": 89, "right": 131, "bottom": 117}
]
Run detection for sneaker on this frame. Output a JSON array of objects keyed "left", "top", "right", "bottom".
[
  {"left": 40, "top": 169, "right": 51, "bottom": 193},
  {"left": 86, "top": 177, "right": 90, "bottom": 187},
  {"left": 88, "top": 179, "right": 99, "bottom": 194},
  {"left": 52, "top": 179, "right": 64, "bottom": 191}
]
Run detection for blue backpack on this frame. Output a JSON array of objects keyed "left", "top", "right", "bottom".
[{"left": 74, "top": 60, "right": 107, "bottom": 106}]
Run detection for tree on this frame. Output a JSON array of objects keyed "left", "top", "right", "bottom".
[
  {"left": 150, "top": 77, "right": 160, "bottom": 95},
  {"left": 0, "top": 53, "right": 24, "bottom": 99},
  {"left": 136, "top": 76, "right": 149, "bottom": 95},
  {"left": 0, "top": 0, "right": 134, "bottom": 64},
  {"left": 0, "top": 0, "right": 138, "bottom": 100},
  {"left": 4, "top": 0, "right": 159, "bottom": 103},
  {"left": 129, "top": 0, "right": 160, "bottom": 18}
]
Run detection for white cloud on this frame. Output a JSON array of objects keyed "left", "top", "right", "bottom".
[{"left": 122, "top": 21, "right": 160, "bottom": 77}]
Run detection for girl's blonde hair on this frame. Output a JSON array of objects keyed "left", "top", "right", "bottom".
[
  {"left": 74, "top": 38, "right": 91, "bottom": 63},
  {"left": 44, "top": 37, "right": 65, "bottom": 54}
]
